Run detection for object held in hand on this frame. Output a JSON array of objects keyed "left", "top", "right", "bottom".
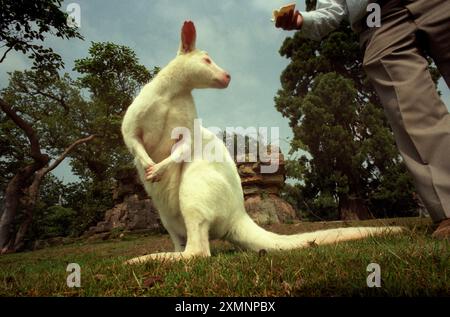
[{"left": 271, "top": 3, "right": 296, "bottom": 22}]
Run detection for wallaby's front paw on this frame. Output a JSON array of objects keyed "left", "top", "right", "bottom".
[{"left": 145, "top": 163, "right": 165, "bottom": 183}]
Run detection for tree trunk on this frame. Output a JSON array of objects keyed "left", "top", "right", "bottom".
[
  {"left": 0, "top": 135, "right": 94, "bottom": 254},
  {"left": 1, "top": 97, "right": 95, "bottom": 253},
  {"left": 0, "top": 175, "right": 22, "bottom": 252},
  {"left": 339, "top": 196, "right": 373, "bottom": 221},
  {"left": 12, "top": 171, "right": 45, "bottom": 251},
  {"left": 0, "top": 164, "right": 44, "bottom": 252},
  {"left": 0, "top": 98, "right": 50, "bottom": 252}
]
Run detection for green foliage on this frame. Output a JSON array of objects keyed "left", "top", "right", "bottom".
[
  {"left": 0, "top": 0, "right": 84, "bottom": 248},
  {"left": 281, "top": 183, "right": 339, "bottom": 221},
  {"left": 65, "top": 43, "right": 156, "bottom": 234},
  {"left": 0, "top": 69, "right": 112, "bottom": 244},
  {"left": 0, "top": 70, "right": 89, "bottom": 213},
  {"left": 2, "top": 70, "right": 89, "bottom": 155},
  {"left": 369, "top": 163, "right": 419, "bottom": 218},
  {"left": 34, "top": 206, "right": 77, "bottom": 239},
  {"left": 70, "top": 42, "right": 156, "bottom": 182},
  {"left": 63, "top": 180, "right": 114, "bottom": 236},
  {"left": 276, "top": 1, "right": 424, "bottom": 219},
  {"left": 0, "top": 0, "right": 83, "bottom": 71},
  {"left": 1, "top": 42, "right": 157, "bottom": 243},
  {"left": 0, "top": 2, "right": 156, "bottom": 246},
  {"left": 26, "top": 175, "right": 73, "bottom": 243},
  {"left": 25, "top": 175, "right": 113, "bottom": 244}
]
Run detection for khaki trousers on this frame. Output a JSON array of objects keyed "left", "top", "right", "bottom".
[{"left": 360, "top": 0, "right": 450, "bottom": 222}]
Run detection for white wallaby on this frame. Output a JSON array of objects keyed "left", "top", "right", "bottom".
[{"left": 121, "top": 21, "right": 403, "bottom": 264}]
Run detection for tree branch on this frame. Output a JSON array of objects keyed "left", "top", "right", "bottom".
[
  {"left": 14, "top": 79, "right": 70, "bottom": 113},
  {"left": 0, "top": 45, "right": 14, "bottom": 64},
  {"left": 35, "top": 89, "right": 69, "bottom": 112},
  {"left": 0, "top": 97, "right": 48, "bottom": 164},
  {"left": 43, "top": 135, "right": 96, "bottom": 174}
]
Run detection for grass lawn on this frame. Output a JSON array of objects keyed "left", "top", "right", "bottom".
[{"left": 0, "top": 217, "right": 448, "bottom": 297}]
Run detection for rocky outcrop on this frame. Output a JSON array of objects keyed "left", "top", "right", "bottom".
[
  {"left": 236, "top": 149, "right": 298, "bottom": 225},
  {"left": 83, "top": 168, "right": 161, "bottom": 237}
]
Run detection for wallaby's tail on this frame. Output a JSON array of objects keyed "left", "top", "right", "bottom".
[{"left": 228, "top": 215, "right": 404, "bottom": 252}]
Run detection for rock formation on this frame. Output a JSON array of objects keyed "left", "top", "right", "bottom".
[
  {"left": 83, "top": 168, "right": 161, "bottom": 236},
  {"left": 236, "top": 149, "right": 298, "bottom": 225}
]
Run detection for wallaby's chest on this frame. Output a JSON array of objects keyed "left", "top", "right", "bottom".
[{"left": 141, "top": 96, "right": 196, "bottom": 161}]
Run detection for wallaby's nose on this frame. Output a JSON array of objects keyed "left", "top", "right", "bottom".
[
  {"left": 216, "top": 72, "right": 231, "bottom": 89},
  {"left": 223, "top": 72, "right": 231, "bottom": 87}
]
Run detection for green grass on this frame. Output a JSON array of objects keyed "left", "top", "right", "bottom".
[{"left": 0, "top": 217, "right": 448, "bottom": 296}]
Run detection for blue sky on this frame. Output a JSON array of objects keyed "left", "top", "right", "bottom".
[{"left": 0, "top": 1, "right": 449, "bottom": 183}]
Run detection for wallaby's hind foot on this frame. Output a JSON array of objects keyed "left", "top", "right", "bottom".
[
  {"left": 124, "top": 251, "right": 210, "bottom": 265},
  {"left": 125, "top": 215, "right": 211, "bottom": 265}
]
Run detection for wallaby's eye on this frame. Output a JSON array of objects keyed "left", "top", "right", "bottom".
[{"left": 204, "top": 57, "right": 211, "bottom": 64}]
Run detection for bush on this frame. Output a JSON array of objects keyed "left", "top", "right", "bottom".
[{"left": 36, "top": 206, "right": 77, "bottom": 239}]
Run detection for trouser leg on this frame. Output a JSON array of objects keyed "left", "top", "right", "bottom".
[
  {"left": 404, "top": 0, "right": 450, "bottom": 86},
  {"left": 361, "top": 0, "right": 450, "bottom": 222}
]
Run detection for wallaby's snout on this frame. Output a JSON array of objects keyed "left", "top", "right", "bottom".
[
  {"left": 222, "top": 72, "right": 231, "bottom": 88},
  {"left": 215, "top": 71, "right": 231, "bottom": 89}
]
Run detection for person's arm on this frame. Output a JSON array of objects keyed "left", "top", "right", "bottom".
[{"left": 276, "top": 0, "right": 347, "bottom": 41}]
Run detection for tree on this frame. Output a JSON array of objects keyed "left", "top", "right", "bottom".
[
  {"left": 275, "top": 0, "right": 423, "bottom": 220},
  {"left": 0, "top": 0, "right": 82, "bottom": 70},
  {"left": 0, "top": 70, "right": 94, "bottom": 252},
  {"left": 1, "top": 43, "right": 158, "bottom": 251},
  {"left": 62, "top": 42, "right": 157, "bottom": 229},
  {"left": 0, "top": 0, "right": 83, "bottom": 210},
  {"left": 0, "top": 2, "right": 156, "bottom": 250},
  {"left": 70, "top": 42, "right": 156, "bottom": 183},
  {"left": 0, "top": 0, "right": 87, "bottom": 252}
]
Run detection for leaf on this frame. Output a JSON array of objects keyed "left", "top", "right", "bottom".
[
  {"left": 142, "top": 276, "right": 163, "bottom": 288},
  {"left": 94, "top": 274, "right": 107, "bottom": 281},
  {"left": 281, "top": 281, "right": 292, "bottom": 296}
]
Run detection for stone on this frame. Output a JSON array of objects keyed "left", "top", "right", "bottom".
[
  {"left": 83, "top": 168, "right": 162, "bottom": 238},
  {"left": 241, "top": 175, "right": 264, "bottom": 186},
  {"left": 432, "top": 219, "right": 450, "bottom": 240},
  {"left": 235, "top": 146, "right": 299, "bottom": 225},
  {"left": 238, "top": 163, "right": 258, "bottom": 176},
  {"left": 245, "top": 194, "right": 297, "bottom": 225}
]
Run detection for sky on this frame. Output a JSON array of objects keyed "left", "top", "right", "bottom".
[{"left": 0, "top": 0, "right": 449, "bottom": 184}]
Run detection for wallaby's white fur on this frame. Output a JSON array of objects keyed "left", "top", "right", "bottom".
[{"left": 121, "top": 21, "right": 403, "bottom": 264}]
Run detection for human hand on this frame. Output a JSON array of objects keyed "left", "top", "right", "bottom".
[{"left": 275, "top": 9, "right": 303, "bottom": 31}]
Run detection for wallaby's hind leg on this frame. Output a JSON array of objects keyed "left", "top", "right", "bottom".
[
  {"left": 167, "top": 229, "right": 186, "bottom": 252},
  {"left": 124, "top": 212, "right": 210, "bottom": 265},
  {"left": 183, "top": 216, "right": 211, "bottom": 257},
  {"left": 161, "top": 218, "right": 187, "bottom": 252}
]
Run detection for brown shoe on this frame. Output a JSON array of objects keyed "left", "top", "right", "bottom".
[{"left": 432, "top": 219, "right": 450, "bottom": 240}]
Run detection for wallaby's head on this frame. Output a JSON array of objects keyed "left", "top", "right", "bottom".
[{"left": 174, "top": 21, "right": 231, "bottom": 90}]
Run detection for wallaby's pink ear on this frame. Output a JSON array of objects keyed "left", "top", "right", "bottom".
[{"left": 179, "top": 21, "right": 196, "bottom": 54}]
